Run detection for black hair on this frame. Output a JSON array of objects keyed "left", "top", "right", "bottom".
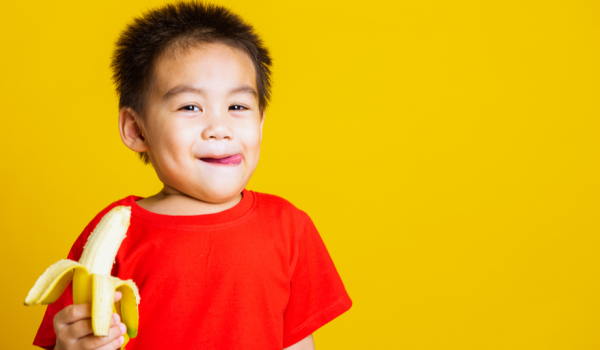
[{"left": 111, "top": 1, "right": 272, "bottom": 163}]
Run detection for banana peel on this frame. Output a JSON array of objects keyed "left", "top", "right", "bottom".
[{"left": 25, "top": 206, "right": 140, "bottom": 346}]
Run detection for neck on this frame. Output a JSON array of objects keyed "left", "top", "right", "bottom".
[{"left": 135, "top": 186, "right": 242, "bottom": 216}]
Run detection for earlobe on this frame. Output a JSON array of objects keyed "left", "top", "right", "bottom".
[
  {"left": 260, "top": 111, "right": 265, "bottom": 141},
  {"left": 119, "top": 107, "right": 149, "bottom": 153}
]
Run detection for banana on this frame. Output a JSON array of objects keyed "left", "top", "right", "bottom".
[{"left": 25, "top": 206, "right": 140, "bottom": 347}]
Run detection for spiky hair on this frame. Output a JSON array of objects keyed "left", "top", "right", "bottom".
[{"left": 111, "top": 1, "right": 272, "bottom": 163}]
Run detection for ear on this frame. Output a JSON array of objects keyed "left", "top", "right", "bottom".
[
  {"left": 119, "top": 107, "right": 149, "bottom": 153},
  {"left": 259, "top": 110, "right": 265, "bottom": 141}
]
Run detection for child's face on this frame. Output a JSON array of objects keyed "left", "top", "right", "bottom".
[{"left": 138, "top": 42, "right": 264, "bottom": 204}]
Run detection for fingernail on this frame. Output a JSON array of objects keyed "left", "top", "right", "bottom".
[
  {"left": 113, "top": 313, "right": 121, "bottom": 324},
  {"left": 118, "top": 335, "right": 125, "bottom": 345},
  {"left": 119, "top": 323, "right": 127, "bottom": 334}
]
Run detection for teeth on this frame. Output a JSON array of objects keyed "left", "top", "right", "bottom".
[{"left": 25, "top": 206, "right": 140, "bottom": 344}]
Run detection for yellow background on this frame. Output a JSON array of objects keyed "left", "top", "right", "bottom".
[{"left": 1, "top": 0, "right": 599, "bottom": 349}]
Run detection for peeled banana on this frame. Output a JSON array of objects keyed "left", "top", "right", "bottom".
[{"left": 25, "top": 206, "right": 140, "bottom": 346}]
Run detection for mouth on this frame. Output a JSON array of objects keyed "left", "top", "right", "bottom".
[{"left": 199, "top": 154, "right": 243, "bottom": 165}]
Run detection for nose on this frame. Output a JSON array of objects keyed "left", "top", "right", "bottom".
[{"left": 201, "top": 113, "right": 233, "bottom": 141}]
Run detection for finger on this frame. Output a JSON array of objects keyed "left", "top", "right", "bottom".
[
  {"left": 114, "top": 291, "right": 123, "bottom": 303},
  {"left": 66, "top": 318, "right": 94, "bottom": 340},
  {"left": 77, "top": 322, "right": 126, "bottom": 350},
  {"left": 54, "top": 303, "right": 92, "bottom": 326},
  {"left": 111, "top": 313, "right": 121, "bottom": 327},
  {"left": 96, "top": 334, "right": 125, "bottom": 350},
  {"left": 66, "top": 313, "right": 119, "bottom": 340}
]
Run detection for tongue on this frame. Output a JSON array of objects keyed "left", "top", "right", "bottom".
[{"left": 202, "top": 154, "right": 242, "bottom": 164}]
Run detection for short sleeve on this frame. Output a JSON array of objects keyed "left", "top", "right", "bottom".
[
  {"left": 32, "top": 202, "right": 121, "bottom": 349},
  {"left": 32, "top": 244, "right": 83, "bottom": 349},
  {"left": 282, "top": 214, "right": 352, "bottom": 348}
]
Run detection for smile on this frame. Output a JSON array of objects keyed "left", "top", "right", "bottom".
[{"left": 199, "top": 154, "right": 243, "bottom": 165}]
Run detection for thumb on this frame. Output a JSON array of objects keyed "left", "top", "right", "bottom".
[{"left": 114, "top": 291, "right": 123, "bottom": 303}]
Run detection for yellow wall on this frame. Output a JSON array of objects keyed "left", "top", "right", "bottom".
[{"left": 2, "top": 0, "right": 599, "bottom": 348}]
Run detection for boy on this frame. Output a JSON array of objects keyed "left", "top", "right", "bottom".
[{"left": 32, "top": 2, "right": 351, "bottom": 350}]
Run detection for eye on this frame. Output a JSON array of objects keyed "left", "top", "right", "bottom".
[
  {"left": 229, "top": 104, "right": 248, "bottom": 111},
  {"left": 180, "top": 105, "right": 201, "bottom": 112}
]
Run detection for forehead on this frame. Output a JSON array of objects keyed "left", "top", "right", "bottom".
[{"left": 149, "top": 42, "right": 257, "bottom": 99}]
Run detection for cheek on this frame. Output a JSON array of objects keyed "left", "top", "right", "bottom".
[
  {"left": 150, "top": 121, "right": 197, "bottom": 159},
  {"left": 240, "top": 127, "right": 262, "bottom": 155}
]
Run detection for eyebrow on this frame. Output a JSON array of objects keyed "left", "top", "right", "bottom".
[{"left": 163, "top": 84, "right": 257, "bottom": 100}]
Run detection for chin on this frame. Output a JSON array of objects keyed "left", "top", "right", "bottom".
[{"left": 199, "top": 185, "right": 244, "bottom": 204}]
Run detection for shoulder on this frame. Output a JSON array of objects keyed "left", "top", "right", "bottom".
[
  {"left": 89, "top": 195, "right": 141, "bottom": 223},
  {"left": 72, "top": 196, "right": 141, "bottom": 250},
  {"left": 250, "top": 191, "right": 312, "bottom": 223},
  {"left": 251, "top": 191, "right": 297, "bottom": 209}
]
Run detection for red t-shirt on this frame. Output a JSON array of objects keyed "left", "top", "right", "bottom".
[{"left": 33, "top": 190, "right": 351, "bottom": 349}]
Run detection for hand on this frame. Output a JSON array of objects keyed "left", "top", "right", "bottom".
[{"left": 53, "top": 291, "right": 127, "bottom": 350}]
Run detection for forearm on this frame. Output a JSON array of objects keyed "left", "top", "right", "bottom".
[{"left": 284, "top": 334, "right": 315, "bottom": 350}]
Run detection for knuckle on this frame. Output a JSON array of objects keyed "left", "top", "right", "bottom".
[
  {"left": 102, "top": 326, "right": 123, "bottom": 349},
  {"left": 56, "top": 338, "right": 73, "bottom": 350},
  {"left": 67, "top": 305, "right": 78, "bottom": 319},
  {"left": 111, "top": 337, "right": 124, "bottom": 349},
  {"left": 55, "top": 306, "right": 69, "bottom": 326},
  {"left": 53, "top": 317, "right": 59, "bottom": 332},
  {"left": 89, "top": 336, "right": 104, "bottom": 349},
  {"left": 80, "top": 340, "right": 93, "bottom": 350},
  {"left": 72, "top": 320, "right": 84, "bottom": 337},
  {"left": 55, "top": 326, "right": 67, "bottom": 340}
]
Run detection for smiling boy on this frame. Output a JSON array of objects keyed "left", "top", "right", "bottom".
[
  {"left": 32, "top": 2, "right": 351, "bottom": 350},
  {"left": 121, "top": 42, "right": 263, "bottom": 214}
]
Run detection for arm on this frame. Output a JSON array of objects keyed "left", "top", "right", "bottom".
[{"left": 284, "top": 334, "right": 315, "bottom": 350}]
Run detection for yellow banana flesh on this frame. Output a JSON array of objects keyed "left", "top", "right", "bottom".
[{"left": 25, "top": 206, "right": 140, "bottom": 342}]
